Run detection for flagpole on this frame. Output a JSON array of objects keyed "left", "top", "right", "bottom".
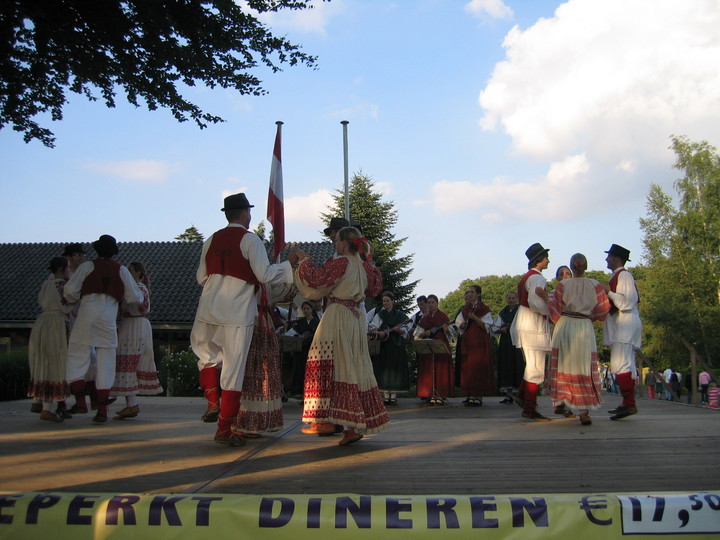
[
  {"left": 268, "top": 120, "right": 285, "bottom": 262},
  {"left": 341, "top": 120, "right": 350, "bottom": 222}
]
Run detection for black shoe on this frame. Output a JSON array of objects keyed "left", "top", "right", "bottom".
[
  {"left": 499, "top": 397, "right": 513, "bottom": 404},
  {"left": 609, "top": 405, "right": 637, "bottom": 420},
  {"left": 201, "top": 407, "right": 220, "bottom": 423},
  {"left": 554, "top": 404, "right": 576, "bottom": 418}
]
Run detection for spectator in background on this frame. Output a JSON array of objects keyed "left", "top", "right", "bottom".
[
  {"left": 644, "top": 370, "right": 657, "bottom": 400},
  {"left": 699, "top": 370, "right": 711, "bottom": 404}
]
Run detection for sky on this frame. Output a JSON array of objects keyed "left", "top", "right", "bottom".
[{"left": 2, "top": 0, "right": 719, "bottom": 300}]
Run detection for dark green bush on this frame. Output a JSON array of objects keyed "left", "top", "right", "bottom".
[
  {"left": 159, "top": 348, "right": 202, "bottom": 397},
  {"left": 0, "top": 347, "right": 30, "bottom": 401}
]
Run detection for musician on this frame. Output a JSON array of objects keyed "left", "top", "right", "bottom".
[
  {"left": 414, "top": 294, "right": 454, "bottom": 405},
  {"left": 456, "top": 285, "right": 495, "bottom": 406},
  {"left": 286, "top": 301, "right": 320, "bottom": 396},
  {"left": 368, "top": 291, "right": 410, "bottom": 405}
]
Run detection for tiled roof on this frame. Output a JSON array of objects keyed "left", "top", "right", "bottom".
[{"left": 0, "top": 240, "right": 335, "bottom": 327}]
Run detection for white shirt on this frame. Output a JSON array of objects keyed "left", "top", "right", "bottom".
[{"left": 194, "top": 224, "right": 293, "bottom": 327}]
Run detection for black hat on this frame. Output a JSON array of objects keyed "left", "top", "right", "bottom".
[
  {"left": 92, "top": 235, "right": 119, "bottom": 257},
  {"left": 605, "top": 244, "right": 631, "bottom": 262},
  {"left": 221, "top": 193, "right": 254, "bottom": 211},
  {"left": 525, "top": 242, "right": 549, "bottom": 261},
  {"left": 324, "top": 217, "right": 350, "bottom": 236},
  {"left": 62, "top": 243, "right": 85, "bottom": 257}
]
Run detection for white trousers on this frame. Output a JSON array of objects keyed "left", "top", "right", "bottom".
[
  {"left": 522, "top": 348, "right": 547, "bottom": 385},
  {"left": 609, "top": 342, "right": 637, "bottom": 378},
  {"left": 67, "top": 344, "right": 115, "bottom": 389},
  {"left": 191, "top": 322, "right": 253, "bottom": 391}
]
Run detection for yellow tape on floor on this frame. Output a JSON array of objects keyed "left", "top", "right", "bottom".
[{"left": 1, "top": 492, "right": 719, "bottom": 539}]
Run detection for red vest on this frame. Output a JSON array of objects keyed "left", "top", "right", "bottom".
[
  {"left": 205, "top": 227, "right": 259, "bottom": 284},
  {"left": 81, "top": 259, "right": 125, "bottom": 302},
  {"left": 517, "top": 269, "right": 540, "bottom": 308},
  {"left": 608, "top": 268, "right": 640, "bottom": 314}
]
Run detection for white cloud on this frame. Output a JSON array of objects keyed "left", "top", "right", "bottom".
[
  {"left": 430, "top": 153, "right": 645, "bottom": 224},
  {"left": 83, "top": 160, "right": 173, "bottom": 181},
  {"left": 327, "top": 98, "right": 380, "bottom": 121},
  {"left": 465, "top": 0, "right": 513, "bottom": 20},
  {"left": 479, "top": 0, "right": 720, "bottom": 161},
  {"left": 253, "top": 0, "right": 346, "bottom": 36},
  {"left": 285, "top": 189, "right": 334, "bottom": 226}
]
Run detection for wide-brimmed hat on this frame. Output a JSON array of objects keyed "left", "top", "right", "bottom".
[
  {"left": 605, "top": 244, "right": 631, "bottom": 262},
  {"left": 92, "top": 235, "right": 119, "bottom": 256},
  {"left": 525, "top": 242, "right": 549, "bottom": 261},
  {"left": 62, "top": 243, "right": 85, "bottom": 257},
  {"left": 323, "top": 217, "right": 350, "bottom": 236},
  {"left": 221, "top": 193, "right": 254, "bottom": 211}
]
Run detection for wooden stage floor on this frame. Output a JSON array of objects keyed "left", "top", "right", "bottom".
[{"left": 1, "top": 394, "right": 718, "bottom": 495}]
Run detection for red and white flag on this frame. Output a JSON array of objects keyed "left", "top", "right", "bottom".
[{"left": 267, "top": 121, "right": 285, "bottom": 261}]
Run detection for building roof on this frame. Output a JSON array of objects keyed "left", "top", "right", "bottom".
[{"left": 0, "top": 239, "right": 335, "bottom": 328}]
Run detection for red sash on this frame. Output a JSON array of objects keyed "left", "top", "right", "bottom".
[
  {"left": 81, "top": 259, "right": 124, "bottom": 302},
  {"left": 205, "top": 227, "right": 259, "bottom": 284}
]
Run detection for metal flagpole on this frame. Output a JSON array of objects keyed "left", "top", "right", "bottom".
[{"left": 341, "top": 120, "right": 350, "bottom": 221}]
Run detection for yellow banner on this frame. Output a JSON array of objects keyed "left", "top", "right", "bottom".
[{"left": 1, "top": 492, "right": 719, "bottom": 539}]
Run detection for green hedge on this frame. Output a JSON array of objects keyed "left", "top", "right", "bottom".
[
  {"left": 0, "top": 346, "right": 202, "bottom": 401},
  {"left": 158, "top": 348, "right": 202, "bottom": 397},
  {"left": 0, "top": 347, "right": 30, "bottom": 401}
]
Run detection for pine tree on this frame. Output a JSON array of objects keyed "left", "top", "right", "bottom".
[
  {"left": 175, "top": 225, "right": 204, "bottom": 243},
  {"left": 323, "top": 172, "right": 418, "bottom": 312}
]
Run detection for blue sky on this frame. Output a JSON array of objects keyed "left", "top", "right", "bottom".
[{"left": 1, "top": 0, "right": 719, "bottom": 299}]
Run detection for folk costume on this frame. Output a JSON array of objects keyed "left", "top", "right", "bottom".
[
  {"left": 456, "top": 301, "right": 495, "bottom": 399},
  {"left": 295, "top": 250, "right": 389, "bottom": 436},
  {"left": 65, "top": 236, "right": 143, "bottom": 422},
  {"left": 547, "top": 277, "right": 610, "bottom": 419},
  {"left": 602, "top": 244, "right": 642, "bottom": 419},
  {"left": 111, "top": 282, "right": 162, "bottom": 412},
  {"left": 233, "top": 307, "right": 284, "bottom": 436},
  {"left": 510, "top": 243, "right": 551, "bottom": 420},
  {"left": 495, "top": 303, "right": 525, "bottom": 396},
  {"left": 191, "top": 194, "right": 293, "bottom": 444},
  {"left": 369, "top": 306, "right": 410, "bottom": 395},
  {"left": 28, "top": 276, "right": 74, "bottom": 417},
  {"left": 415, "top": 309, "right": 454, "bottom": 401}
]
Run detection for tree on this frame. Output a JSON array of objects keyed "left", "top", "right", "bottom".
[
  {"left": 175, "top": 225, "right": 204, "bottom": 243},
  {"left": 639, "top": 136, "right": 720, "bottom": 368},
  {"left": 1, "top": 0, "right": 320, "bottom": 147},
  {"left": 253, "top": 220, "right": 266, "bottom": 241},
  {"left": 322, "top": 172, "right": 418, "bottom": 313}
]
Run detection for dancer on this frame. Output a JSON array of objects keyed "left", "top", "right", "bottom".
[
  {"left": 510, "top": 243, "right": 552, "bottom": 421},
  {"left": 546, "top": 253, "right": 610, "bottom": 425},
  {"left": 65, "top": 235, "right": 143, "bottom": 423},
  {"left": 602, "top": 244, "right": 642, "bottom": 420},
  {"left": 111, "top": 262, "right": 162, "bottom": 420},
  {"left": 295, "top": 226, "right": 388, "bottom": 445},
  {"left": 28, "top": 257, "right": 74, "bottom": 423},
  {"left": 191, "top": 193, "right": 296, "bottom": 446}
]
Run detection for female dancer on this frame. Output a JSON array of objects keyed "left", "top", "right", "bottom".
[
  {"left": 111, "top": 262, "right": 162, "bottom": 419},
  {"left": 456, "top": 285, "right": 495, "bottom": 406},
  {"left": 28, "top": 257, "right": 74, "bottom": 423},
  {"left": 295, "top": 226, "right": 389, "bottom": 445}
]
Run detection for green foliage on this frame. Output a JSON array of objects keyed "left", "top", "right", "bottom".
[
  {"left": 639, "top": 136, "right": 720, "bottom": 368},
  {"left": 175, "top": 225, "right": 204, "bottom": 243},
  {"left": 253, "top": 220, "right": 267, "bottom": 241},
  {"left": 158, "top": 348, "right": 202, "bottom": 397},
  {"left": 0, "top": 346, "right": 30, "bottom": 401},
  {"left": 323, "top": 172, "right": 419, "bottom": 312},
  {"left": 1, "top": 0, "right": 320, "bottom": 147},
  {"left": 440, "top": 275, "right": 520, "bottom": 319}
]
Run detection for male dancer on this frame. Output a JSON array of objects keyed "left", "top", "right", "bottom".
[
  {"left": 510, "top": 243, "right": 552, "bottom": 421},
  {"left": 602, "top": 244, "right": 642, "bottom": 420}
]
